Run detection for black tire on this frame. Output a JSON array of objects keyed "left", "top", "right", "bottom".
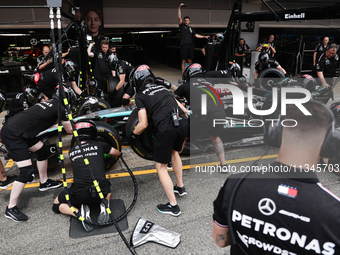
[
  {"left": 76, "top": 98, "right": 111, "bottom": 117},
  {"left": 330, "top": 102, "right": 340, "bottom": 128},
  {"left": 126, "top": 108, "right": 154, "bottom": 160},
  {"left": 256, "top": 68, "right": 285, "bottom": 91},
  {"left": 106, "top": 76, "right": 120, "bottom": 93},
  {"left": 71, "top": 121, "right": 122, "bottom": 170},
  {"left": 109, "top": 87, "right": 125, "bottom": 108}
]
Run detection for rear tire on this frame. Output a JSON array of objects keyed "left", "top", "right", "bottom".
[
  {"left": 256, "top": 68, "right": 285, "bottom": 91},
  {"left": 126, "top": 108, "right": 154, "bottom": 160}
]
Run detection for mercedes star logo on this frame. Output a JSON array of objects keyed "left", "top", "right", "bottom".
[
  {"left": 258, "top": 198, "right": 276, "bottom": 216},
  {"left": 30, "top": 38, "right": 38, "bottom": 46}
]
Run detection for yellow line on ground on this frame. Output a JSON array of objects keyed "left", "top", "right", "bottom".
[{"left": 0, "top": 154, "right": 278, "bottom": 191}]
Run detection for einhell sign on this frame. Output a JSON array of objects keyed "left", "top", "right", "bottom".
[{"left": 284, "top": 13, "right": 306, "bottom": 19}]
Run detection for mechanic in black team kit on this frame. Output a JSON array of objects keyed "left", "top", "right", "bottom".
[
  {"left": 213, "top": 101, "right": 340, "bottom": 254},
  {"left": 131, "top": 65, "right": 188, "bottom": 216},
  {"left": 53, "top": 120, "right": 121, "bottom": 232},
  {"left": 87, "top": 39, "right": 113, "bottom": 98},
  {"left": 106, "top": 53, "right": 177, "bottom": 107},
  {"left": 254, "top": 52, "right": 288, "bottom": 79},
  {"left": 3, "top": 85, "right": 40, "bottom": 123},
  {"left": 175, "top": 63, "right": 227, "bottom": 167},
  {"left": 235, "top": 38, "right": 251, "bottom": 73},
  {"left": 106, "top": 53, "right": 135, "bottom": 107},
  {"left": 2, "top": 87, "right": 73, "bottom": 222},
  {"left": 313, "top": 36, "right": 329, "bottom": 76},
  {"left": 178, "top": 3, "right": 209, "bottom": 73},
  {"left": 316, "top": 43, "right": 339, "bottom": 88},
  {"left": 0, "top": 91, "right": 18, "bottom": 190}
]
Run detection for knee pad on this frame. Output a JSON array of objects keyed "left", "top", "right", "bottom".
[
  {"left": 36, "top": 144, "right": 53, "bottom": 161},
  {"left": 122, "top": 98, "right": 130, "bottom": 106},
  {"left": 17, "top": 166, "right": 37, "bottom": 184},
  {"left": 52, "top": 203, "right": 61, "bottom": 214}
]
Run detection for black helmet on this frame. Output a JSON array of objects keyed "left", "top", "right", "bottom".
[
  {"left": 54, "top": 85, "right": 76, "bottom": 105},
  {"left": 182, "top": 63, "right": 203, "bottom": 82},
  {"left": 259, "top": 52, "right": 269, "bottom": 67},
  {"left": 215, "top": 33, "right": 224, "bottom": 43},
  {"left": 88, "top": 78, "right": 98, "bottom": 96},
  {"left": 24, "top": 85, "right": 39, "bottom": 106},
  {"left": 229, "top": 62, "right": 241, "bottom": 77},
  {"left": 0, "top": 89, "right": 6, "bottom": 113},
  {"left": 129, "top": 65, "right": 155, "bottom": 93},
  {"left": 74, "top": 119, "right": 97, "bottom": 140},
  {"left": 64, "top": 60, "right": 78, "bottom": 79},
  {"left": 106, "top": 53, "right": 119, "bottom": 70},
  {"left": 302, "top": 74, "right": 317, "bottom": 92}
]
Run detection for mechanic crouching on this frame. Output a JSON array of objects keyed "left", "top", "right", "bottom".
[
  {"left": 130, "top": 65, "right": 189, "bottom": 216},
  {"left": 2, "top": 87, "right": 73, "bottom": 222}
]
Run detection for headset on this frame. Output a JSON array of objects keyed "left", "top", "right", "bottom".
[{"left": 264, "top": 100, "right": 340, "bottom": 158}]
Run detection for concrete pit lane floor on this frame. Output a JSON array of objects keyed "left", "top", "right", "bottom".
[{"left": 0, "top": 63, "right": 340, "bottom": 255}]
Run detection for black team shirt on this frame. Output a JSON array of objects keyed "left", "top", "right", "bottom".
[
  {"left": 69, "top": 140, "right": 111, "bottom": 195},
  {"left": 4, "top": 98, "right": 67, "bottom": 139},
  {"left": 135, "top": 81, "right": 186, "bottom": 133},
  {"left": 94, "top": 50, "right": 111, "bottom": 80},
  {"left": 316, "top": 53, "right": 340, "bottom": 78},
  {"left": 179, "top": 23, "right": 196, "bottom": 45},
  {"left": 213, "top": 162, "right": 340, "bottom": 255}
]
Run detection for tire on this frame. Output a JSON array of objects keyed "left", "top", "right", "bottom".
[
  {"left": 76, "top": 98, "right": 111, "bottom": 117},
  {"left": 71, "top": 121, "right": 122, "bottom": 170},
  {"left": 126, "top": 108, "right": 154, "bottom": 160},
  {"left": 256, "top": 68, "right": 285, "bottom": 91},
  {"left": 330, "top": 102, "right": 340, "bottom": 128},
  {"left": 105, "top": 76, "right": 119, "bottom": 93}
]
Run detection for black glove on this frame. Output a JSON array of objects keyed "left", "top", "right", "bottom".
[
  {"left": 96, "top": 89, "right": 104, "bottom": 98},
  {"left": 128, "top": 132, "right": 138, "bottom": 146},
  {"left": 80, "top": 90, "right": 88, "bottom": 98}
]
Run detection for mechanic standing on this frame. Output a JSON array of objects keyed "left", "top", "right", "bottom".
[
  {"left": 316, "top": 43, "right": 339, "bottom": 88},
  {"left": 87, "top": 39, "right": 113, "bottom": 98},
  {"left": 2, "top": 88, "right": 73, "bottom": 222},
  {"left": 0, "top": 90, "right": 17, "bottom": 190},
  {"left": 313, "top": 36, "right": 329, "bottom": 76},
  {"left": 131, "top": 65, "right": 188, "bottom": 216},
  {"left": 175, "top": 63, "right": 227, "bottom": 168},
  {"left": 178, "top": 3, "right": 209, "bottom": 73},
  {"left": 52, "top": 120, "right": 121, "bottom": 232},
  {"left": 212, "top": 101, "right": 340, "bottom": 254},
  {"left": 37, "top": 45, "right": 70, "bottom": 99},
  {"left": 234, "top": 38, "right": 251, "bottom": 73}
]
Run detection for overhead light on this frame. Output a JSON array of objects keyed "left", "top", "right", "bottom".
[
  {"left": 130, "top": 31, "right": 172, "bottom": 34},
  {"left": 0, "top": 34, "right": 31, "bottom": 36}
]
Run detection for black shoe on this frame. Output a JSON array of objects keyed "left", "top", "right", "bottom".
[
  {"left": 174, "top": 185, "right": 187, "bottom": 196},
  {"left": 220, "top": 164, "right": 229, "bottom": 173},
  {"left": 0, "top": 175, "right": 17, "bottom": 190},
  {"left": 39, "top": 179, "right": 62, "bottom": 191},
  {"left": 5, "top": 206, "right": 28, "bottom": 222},
  {"left": 80, "top": 204, "right": 94, "bottom": 232},
  {"left": 97, "top": 199, "right": 110, "bottom": 224},
  {"left": 167, "top": 163, "right": 172, "bottom": 170},
  {"left": 157, "top": 202, "right": 181, "bottom": 216}
]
